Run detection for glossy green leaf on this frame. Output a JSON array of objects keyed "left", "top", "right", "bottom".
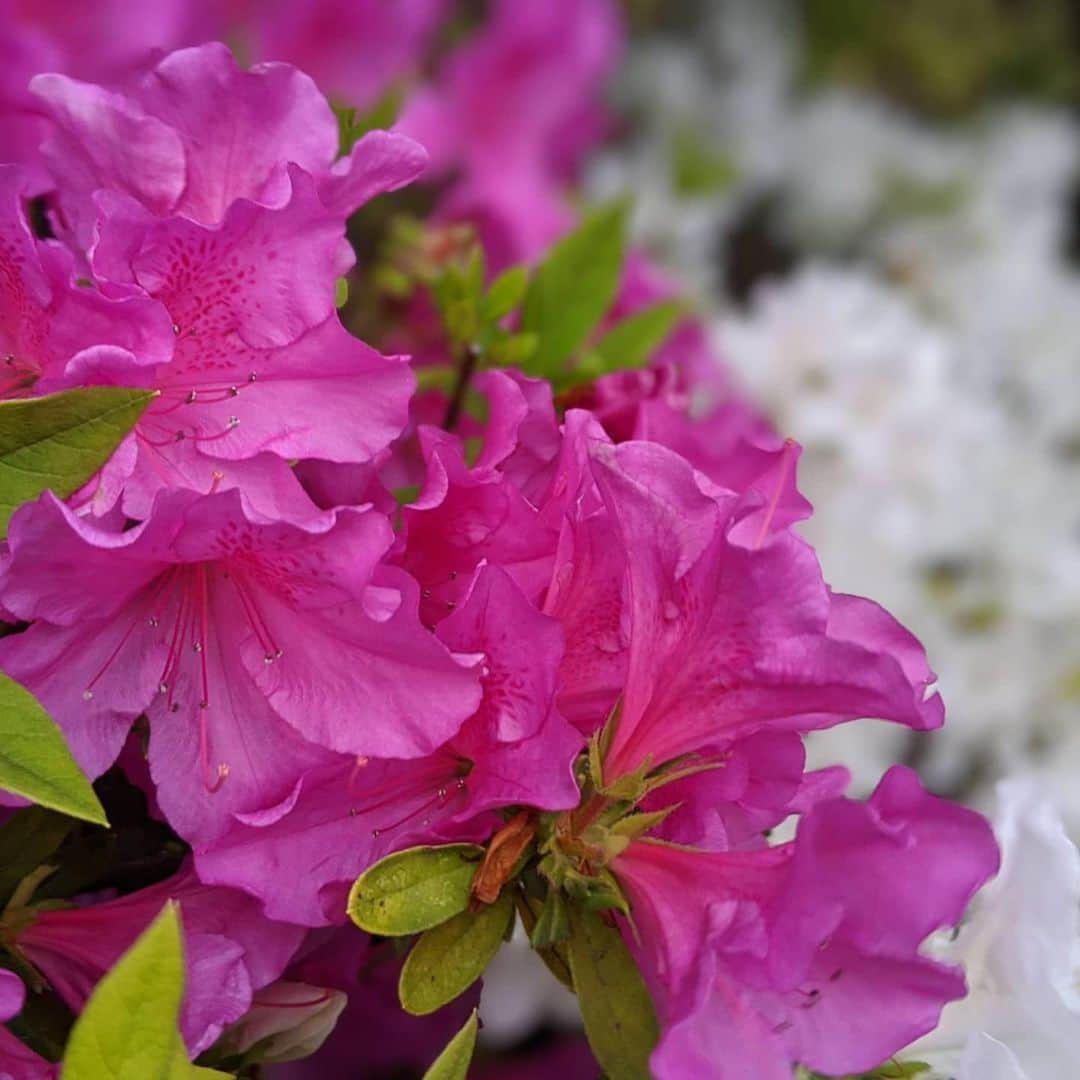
[
  {"left": 566, "top": 906, "right": 658, "bottom": 1080},
  {"left": 347, "top": 844, "right": 484, "bottom": 936},
  {"left": 0, "top": 673, "right": 107, "bottom": 826},
  {"left": 480, "top": 265, "right": 529, "bottom": 322},
  {"left": 589, "top": 300, "right": 683, "bottom": 373},
  {"left": 421, "top": 1009, "right": 479, "bottom": 1080},
  {"left": 399, "top": 890, "right": 514, "bottom": 1015},
  {"left": 0, "top": 386, "right": 156, "bottom": 536},
  {"left": 520, "top": 201, "right": 628, "bottom": 376},
  {"left": 63, "top": 902, "right": 187, "bottom": 1080}
]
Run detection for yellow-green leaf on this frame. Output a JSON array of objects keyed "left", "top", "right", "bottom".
[
  {"left": 399, "top": 890, "right": 514, "bottom": 1016},
  {"left": 63, "top": 902, "right": 187, "bottom": 1080},
  {"left": 0, "top": 386, "right": 157, "bottom": 536},
  {"left": 0, "top": 673, "right": 106, "bottom": 826},
  {"left": 421, "top": 1009, "right": 479, "bottom": 1080},
  {"left": 520, "top": 202, "right": 628, "bottom": 376},
  {"left": 347, "top": 844, "right": 484, "bottom": 936},
  {"left": 480, "top": 265, "right": 529, "bottom": 322},
  {"left": 566, "top": 905, "right": 658, "bottom": 1080},
  {"left": 589, "top": 300, "right": 683, "bottom": 373}
]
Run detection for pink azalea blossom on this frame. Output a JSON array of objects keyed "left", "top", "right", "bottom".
[
  {"left": 611, "top": 768, "right": 998, "bottom": 1079},
  {"left": 398, "top": 0, "right": 622, "bottom": 266},
  {"left": 197, "top": 564, "right": 581, "bottom": 925},
  {"left": 15, "top": 865, "right": 304, "bottom": 1057},
  {"left": 0, "top": 164, "right": 173, "bottom": 401},
  {"left": 238, "top": 0, "right": 449, "bottom": 110},
  {"left": 68, "top": 168, "right": 412, "bottom": 520},
  {"left": 588, "top": 438, "right": 944, "bottom": 780},
  {"left": 400, "top": 423, "right": 560, "bottom": 627},
  {"left": 0, "top": 488, "right": 481, "bottom": 845},
  {"left": 0, "top": 970, "right": 54, "bottom": 1080},
  {"left": 0, "top": 0, "right": 215, "bottom": 190},
  {"left": 32, "top": 42, "right": 426, "bottom": 249}
]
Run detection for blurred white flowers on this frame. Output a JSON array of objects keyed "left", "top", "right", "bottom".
[{"left": 911, "top": 780, "right": 1080, "bottom": 1079}]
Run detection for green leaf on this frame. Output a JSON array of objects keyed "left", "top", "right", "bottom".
[
  {"left": 0, "top": 673, "right": 107, "bottom": 826},
  {"left": 589, "top": 300, "right": 683, "bottom": 374},
  {"left": 0, "top": 806, "right": 75, "bottom": 906},
  {"left": 421, "top": 1009, "right": 479, "bottom": 1080},
  {"left": 0, "top": 386, "right": 156, "bottom": 536},
  {"left": 566, "top": 905, "right": 658, "bottom": 1080},
  {"left": 671, "top": 127, "right": 738, "bottom": 197},
  {"left": 347, "top": 844, "right": 484, "bottom": 936},
  {"left": 480, "top": 265, "right": 529, "bottom": 322},
  {"left": 530, "top": 887, "right": 570, "bottom": 949},
  {"left": 399, "top": 890, "right": 513, "bottom": 1015},
  {"left": 63, "top": 902, "right": 187, "bottom": 1080},
  {"left": 517, "top": 893, "right": 574, "bottom": 990},
  {"left": 520, "top": 201, "right": 628, "bottom": 376},
  {"left": 334, "top": 86, "right": 405, "bottom": 156}
]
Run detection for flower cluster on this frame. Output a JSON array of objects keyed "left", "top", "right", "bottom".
[{"left": 0, "top": 5, "right": 999, "bottom": 1079}]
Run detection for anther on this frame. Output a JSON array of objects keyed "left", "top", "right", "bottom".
[
  {"left": 82, "top": 690, "right": 93, "bottom": 701},
  {"left": 186, "top": 391, "right": 198, "bottom": 404},
  {"left": 172, "top": 323, "right": 181, "bottom": 335}
]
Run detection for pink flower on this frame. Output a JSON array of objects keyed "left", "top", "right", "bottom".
[
  {"left": 240, "top": 0, "right": 449, "bottom": 110},
  {"left": 398, "top": 0, "right": 622, "bottom": 266},
  {"left": 0, "top": 970, "right": 55, "bottom": 1079},
  {"left": 197, "top": 564, "right": 581, "bottom": 926},
  {"left": 16, "top": 865, "right": 304, "bottom": 1057},
  {"left": 612, "top": 769, "right": 999, "bottom": 1079},
  {"left": 0, "top": 0, "right": 215, "bottom": 190},
  {"left": 400, "top": 423, "right": 560, "bottom": 628},
  {"left": 65, "top": 166, "right": 413, "bottom": 520},
  {"left": 588, "top": 439, "right": 944, "bottom": 780},
  {"left": 0, "top": 488, "right": 481, "bottom": 845},
  {"left": 0, "top": 164, "right": 173, "bottom": 401},
  {"left": 32, "top": 42, "right": 426, "bottom": 248}
]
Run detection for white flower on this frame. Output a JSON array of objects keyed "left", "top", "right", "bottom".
[{"left": 909, "top": 779, "right": 1080, "bottom": 1079}]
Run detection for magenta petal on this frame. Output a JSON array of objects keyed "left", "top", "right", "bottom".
[
  {"left": 437, "top": 563, "right": 563, "bottom": 743},
  {"left": 31, "top": 72, "right": 186, "bottom": 249},
  {"left": 320, "top": 130, "right": 429, "bottom": 218},
  {"left": 131, "top": 42, "right": 339, "bottom": 224},
  {"left": 92, "top": 172, "right": 342, "bottom": 350},
  {"left": 590, "top": 440, "right": 948, "bottom": 778}
]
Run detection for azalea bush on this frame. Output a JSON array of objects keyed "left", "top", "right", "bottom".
[{"left": 0, "top": 3, "right": 1008, "bottom": 1079}]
